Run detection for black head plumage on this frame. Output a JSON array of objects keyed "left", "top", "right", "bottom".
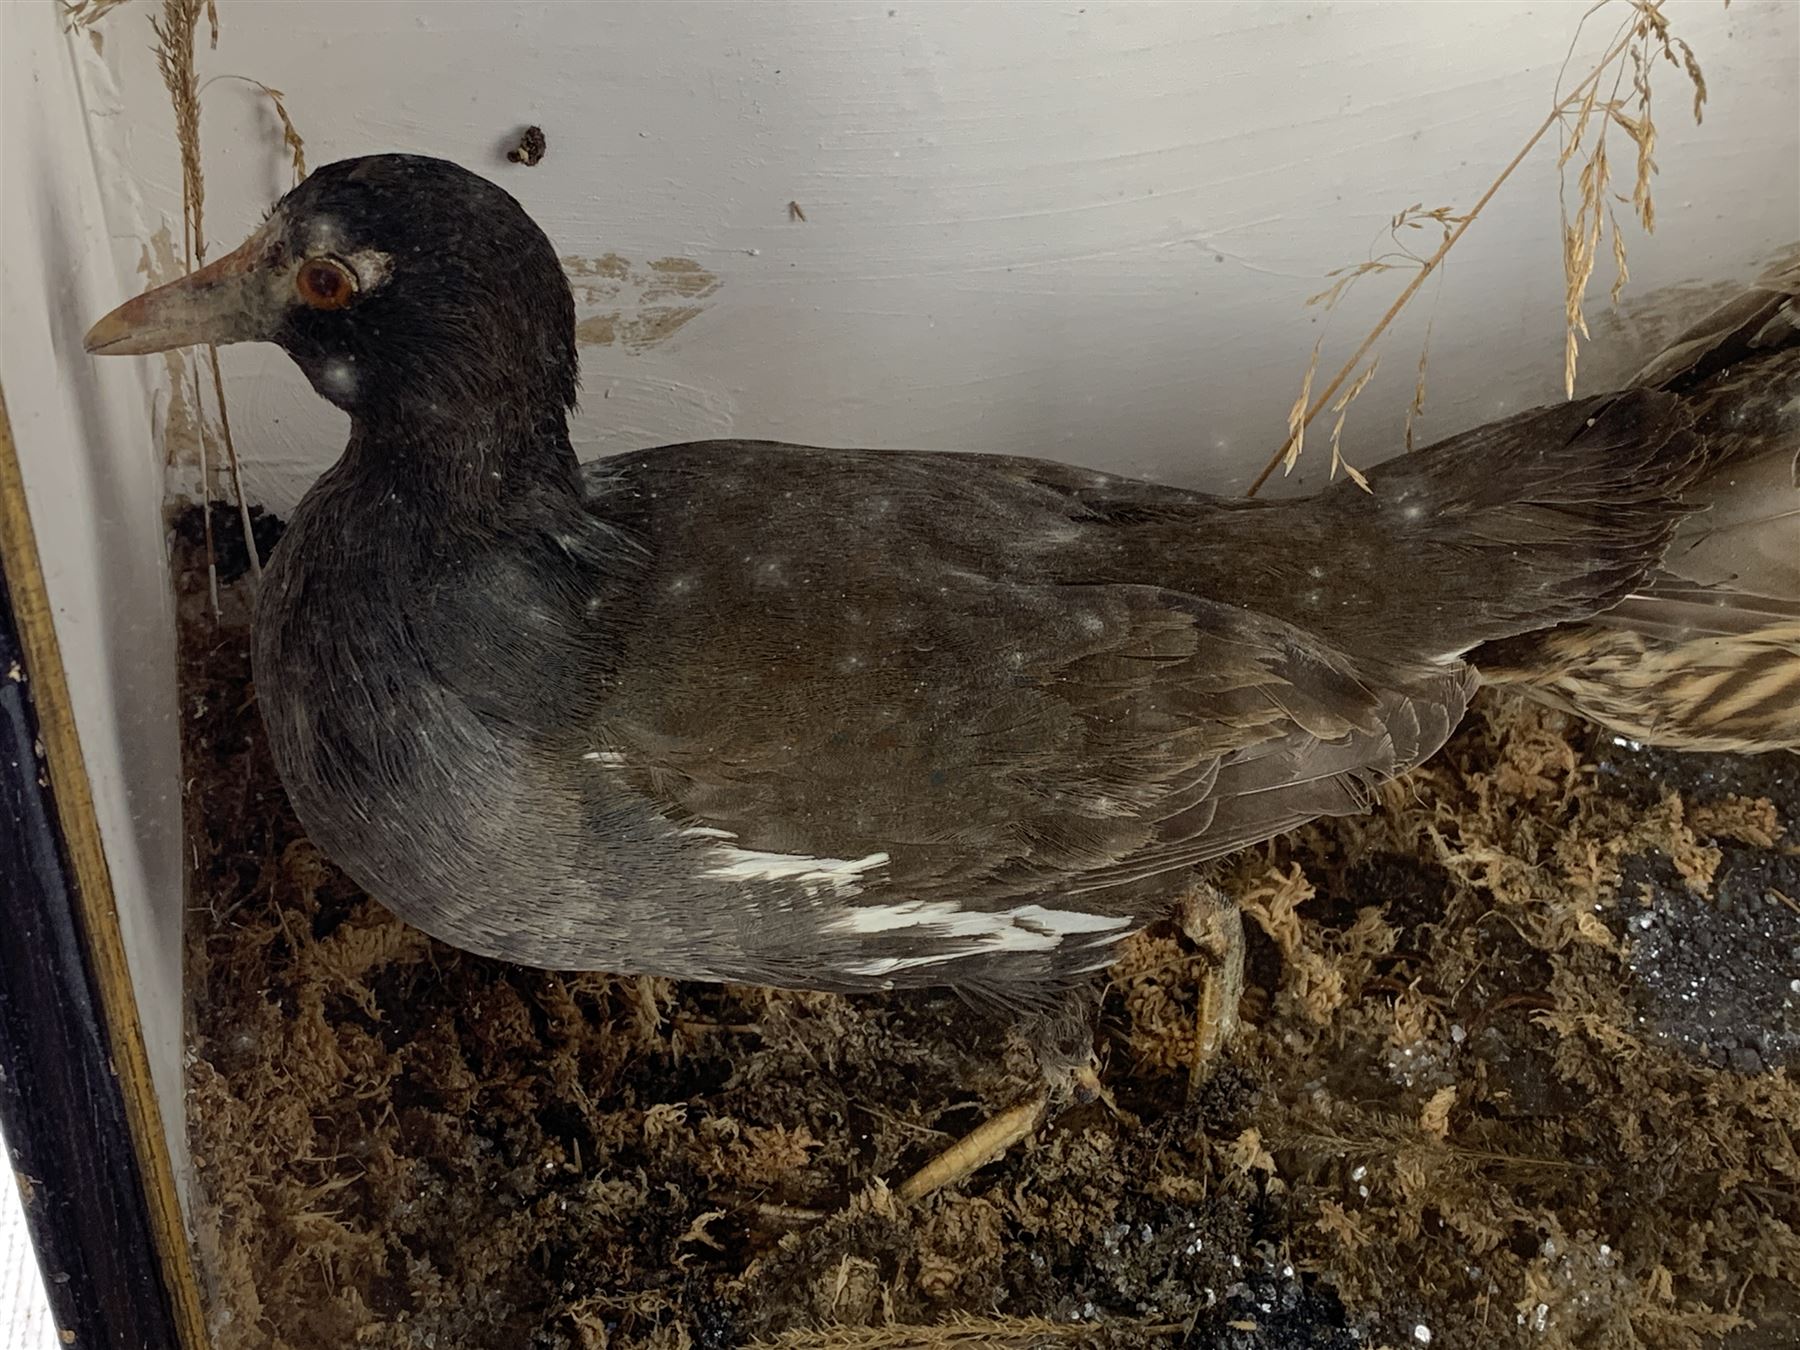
[{"left": 267, "top": 155, "right": 579, "bottom": 438}]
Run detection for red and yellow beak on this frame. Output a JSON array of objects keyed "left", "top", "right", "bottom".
[{"left": 84, "top": 222, "right": 286, "bottom": 356}]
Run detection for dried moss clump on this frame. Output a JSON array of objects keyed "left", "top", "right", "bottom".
[{"left": 1235, "top": 703, "right": 1800, "bottom": 1350}]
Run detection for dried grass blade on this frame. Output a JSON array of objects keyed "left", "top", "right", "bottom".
[
  {"left": 206, "top": 75, "right": 309, "bottom": 182},
  {"left": 1328, "top": 358, "right": 1379, "bottom": 491},
  {"left": 1284, "top": 339, "right": 1323, "bottom": 474},
  {"left": 153, "top": 2, "right": 278, "bottom": 585},
  {"left": 63, "top": 0, "right": 136, "bottom": 28},
  {"left": 1405, "top": 313, "right": 1436, "bottom": 453},
  {"left": 1252, "top": 0, "right": 1706, "bottom": 495}
]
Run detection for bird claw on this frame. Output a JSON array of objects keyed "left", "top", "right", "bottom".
[{"left": 881, "top": 889, "right": 1245, "bottom": 1205}]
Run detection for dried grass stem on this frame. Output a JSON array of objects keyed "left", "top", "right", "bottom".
[
  {"left": 1245, "top": 21, "right": 1636, "bottom": 497},
  {"left": 1248, "top": 0, "right": 1708, "bottom": 496}
]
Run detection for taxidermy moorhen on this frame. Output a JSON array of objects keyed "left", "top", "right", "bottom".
[{"left": 85, "top": 156, "right": 1798, "bottom": 1196}]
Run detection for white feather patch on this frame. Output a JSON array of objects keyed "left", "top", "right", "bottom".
[
  {"left": 847, "top": 942, "right": 1129, "bottom": 981},
  {"left": 702, "top": 846, "right": 890, "bottom": 891},
  {"left": 345, "top": 247, "right": 394, "bottom": 291},
  {"left": 844, "top": 954, "right": 951, "bottom": 977},
  {"left": 1008, "top": 903, "right": 1133, "bottom": 936},
  {"left": 830, "top": 898, "right": 1133, "bottom": 973},
  {"left": 830, "top": 897, "right": 1015, "bottom": 938}
]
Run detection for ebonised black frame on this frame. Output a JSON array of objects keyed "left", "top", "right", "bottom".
[
  {"left": 0, "top": 562, "right": 187, "bottom": 1349},
  {"left": 0, "top": 383, "right": 204, "bottom": 1347}
]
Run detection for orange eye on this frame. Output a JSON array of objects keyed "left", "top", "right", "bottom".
[{"left": 296, "top": 257, "right": 357, "bottom": 310}]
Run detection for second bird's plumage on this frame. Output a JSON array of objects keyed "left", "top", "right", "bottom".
[{"left": 1477, "top": 264, "right": 1800, "bottom": 752}]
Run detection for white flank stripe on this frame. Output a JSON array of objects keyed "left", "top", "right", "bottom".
[
  {"left": 1010, "top": 904, "right": 1133, "bottom": 936},
  {"left": 830, "top": 897, "right": 1005, "bottom": 938},
  {"left": 830, "top": 898, "right": 1131, "bottom": 956},
  {"left": 703, "top": 846, "right": 890, "bottom": 890},
  {"left": 845, "top": 954, "right": 962, "bottom": 977},
  {"left": 582, "top": 750, "right": 628, "bottom": 766}
]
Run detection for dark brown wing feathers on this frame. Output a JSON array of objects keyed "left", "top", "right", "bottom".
[{"left": 565, "top": 270, "right": 1794, "bottom": 989}]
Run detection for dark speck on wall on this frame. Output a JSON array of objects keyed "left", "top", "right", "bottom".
[{"left": 507, "top": 126, "right": 547, "bottom": 167}]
